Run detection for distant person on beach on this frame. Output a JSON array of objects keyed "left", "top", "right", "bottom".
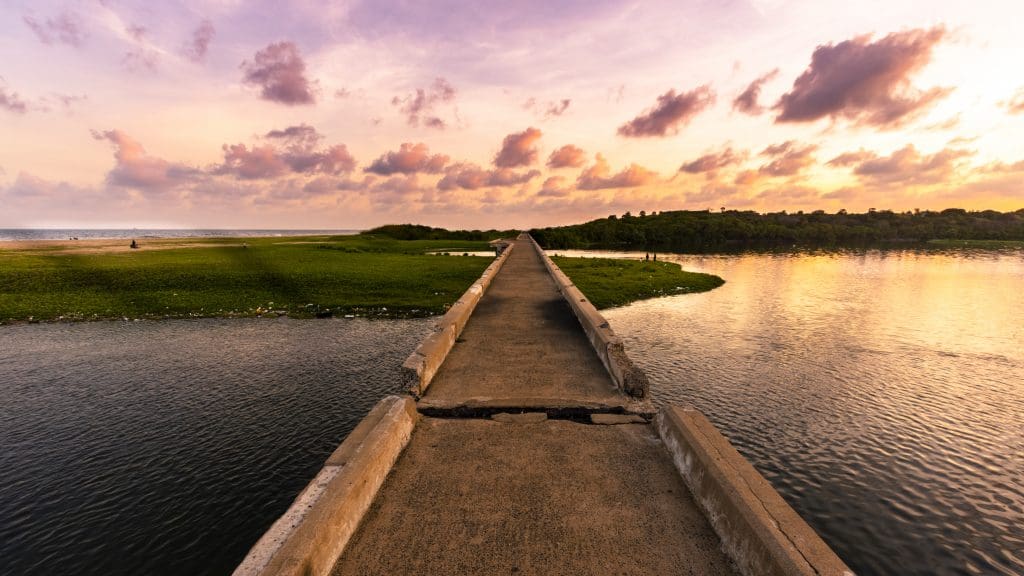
[{"left": 130, "top": 239, "right": 138, "bottom": 249}]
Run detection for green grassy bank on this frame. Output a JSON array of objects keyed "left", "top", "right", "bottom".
[
  {"left": 552, "top": 256, "right": 724, "bottom": 309},
  {"left": 0, "top": 235, "right": 493, "bottom": 323}
]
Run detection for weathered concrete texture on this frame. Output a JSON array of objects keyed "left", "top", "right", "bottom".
[
  {"left": 656, "top": 406, "right": 854, "bottom": 576},
  {"left": 423, "top": 236, "right": 627, "bottom": 407},
  {"left": 233, "top": 396, "right": 418, "bottom": 576},
  {"left": 403, "top": 242, "right": 515, "bottom": 397},
  {"left": 533, "top": 237, "right": 651, "bottom": 398},
  {"left": 332, "top": 417, "right": 738, "bottom": 575}
]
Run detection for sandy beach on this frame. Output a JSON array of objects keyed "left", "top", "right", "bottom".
[{"left": 1, "top": 237, "right": 274, "bottom": 255}]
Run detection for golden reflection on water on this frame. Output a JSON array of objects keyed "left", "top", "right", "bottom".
[
  {"left": 556, "top": 248, "right": 1024, "bottom": 360},
  {"left": 555, "top": 248, "right": 1024, "bottom": 576}
]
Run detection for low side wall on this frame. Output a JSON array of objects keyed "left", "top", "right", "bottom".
[
  {"left": 655, "top": 405, "right": 853, "bottom": 576},
  {"left": 402, "top": 242, "right": 515, "bottom": 398},
  {"left": 528, "top": 236, "right": 650, "bottom": 398},
  {"left": 233, "top": 395, "right": 418, "bottom": 576}
]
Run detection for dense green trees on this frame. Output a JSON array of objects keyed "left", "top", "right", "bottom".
[
  {"left": 362, "top": 224, "right": 517, "bottom": 241},
  {"left": 531, "top": 209, "right": 1024, "bottom": 251}
]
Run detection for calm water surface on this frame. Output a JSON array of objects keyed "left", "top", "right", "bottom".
[
  {"left": 0, "top": 317, "right": 430, "bottom": 576},
  {"left": 557, "top": 249, "right": 1022, "bottom": 576}
]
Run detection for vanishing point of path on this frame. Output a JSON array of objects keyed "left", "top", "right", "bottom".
[
  {"left": 423, "top": 234, "right": 626, "bottom": 408},
  {"left": 330, "top": 236, "right": 739, "bottom": 575}
]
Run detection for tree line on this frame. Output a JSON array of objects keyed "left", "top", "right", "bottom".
[
  {"left": 362, "top": 224, "right": 518, "bottom": 241},
  {"left": 529, "top": 208, "right": 1024, "bottom": 251}
]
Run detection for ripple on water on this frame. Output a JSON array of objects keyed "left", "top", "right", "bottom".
[
  {"left": 604, "top": 250, "right": 1024, "bottom": 576},
  {"left": 0, "top": 317, "right": 432, "bottom": 576}
]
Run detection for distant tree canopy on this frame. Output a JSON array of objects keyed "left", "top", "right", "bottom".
[
  {"left": 530, "top": 209, "right": 1024, "bottom": 252},
  {"left": 362, "top": 224, "right": 518, "bottom": 241}
]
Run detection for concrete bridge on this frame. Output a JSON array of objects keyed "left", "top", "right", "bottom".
[{"left": 234, "top": 235, "right": 853, "bottom": 576}]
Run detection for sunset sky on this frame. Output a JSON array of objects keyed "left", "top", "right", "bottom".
[{"left": 1, "top": 0, "right": 1022, "bottom": 229}]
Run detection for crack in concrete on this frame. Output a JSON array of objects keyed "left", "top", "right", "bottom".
[{"left": 415, "top": 405, "right": 653, "bottom": 424}]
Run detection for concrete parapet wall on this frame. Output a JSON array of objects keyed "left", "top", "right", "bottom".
[
  {"left": 232, "top": 395, "right": 418, "bottom": 576},
  {"left": 402, "top": 242, "right": 515, "bottom": 398},
  {"left": 527, "top": 236, "right": 650, "bottom": 398},
  {"left": 655, "top": 405, "right": 854, "bottom": 576}
]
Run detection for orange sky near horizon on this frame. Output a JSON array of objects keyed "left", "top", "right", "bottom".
[{"left": 1, "top": 0, "right": 1022, "bottom": 229}]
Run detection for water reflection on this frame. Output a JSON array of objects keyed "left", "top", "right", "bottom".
[{"left": 556, "top": 249, "right": 1024, "bottom": 576}]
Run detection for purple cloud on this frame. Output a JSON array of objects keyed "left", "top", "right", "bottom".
[
  {"left": 184, "top": 20, "right": 215, "bottom": 63},
  {"left": 365, "top": 143, "right": 449, "bottom": 175},
  {"left": 537, "top": 176, "right": 571, "bottom": 197},
  {"left": 680, "top": 147, "right": 747, "bottom": 175},
  {"left": 366, "top": 174, "right": 432, "bottom": 205},
  {"left": 392, "top": 78, "right": 456, "bottom": 128},
  {"left": 241, "top": 42, "right": 317, "bottom": 106},
  {"left": 547, "top": 144, "right": 587, "bottom": 169},
  {"left": 617, "top": 85, "right": 716, "bottom": 137},
  {"left": 265, "top": 124, "right": 322, "bottom": 149},
  {"left": 577, "top": 154, "right": 659, "bottom": 189},
  {"left": 775, "top": 27, "right": 950, "bottom": 127},
  {"left": 826, "top": 149, "right": 876, "bottom": 167},
  {"left": 218, "top": 144, "right": 289, "bottom": 180},
  {"left": 733, "top": 69, "right": 779, "bottom": 115},
  {"left": 51, "top": 93, "right": 87, "bottom": 109},
  {"left": 525, "top": 98, "right": 572, "bottom": 118},
  {"left": 839, "top": 144, "right": 974, "bottom": 184},
  {"left": 219, "top": 125, "right": 355, "bottom": 178},
  {"left": 494, "top": 127, "right": 542, "bottom": 168},
  {"left": 92, "top": 130, "right": 200, "bottom": 193},
  {"left": 23, "top": 11, "right": 86, "bottom": 47},
  {"left": 0, "top": 87, "right": 29, "bottom": 114},
  {"left": 437, "top": 164, "right": 540, "bottom": 191},
  {"left": 545, "top": 99, "right": 571, "bottom": 117},
  {"left": 758, "top": 141, "right": 818, "bottom": 177}
]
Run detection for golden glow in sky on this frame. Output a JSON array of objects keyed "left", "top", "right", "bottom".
[{"left": 1, "top": 0, "right": 1022, "bottom": 229}]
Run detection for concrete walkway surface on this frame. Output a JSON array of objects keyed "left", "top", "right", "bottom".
[
  {"left": 422, "top": 237, "right": 626, "bottom": 409},
  {"left": 329, "top": 237, "right": 738, "bottom": 575},
  {"left": 331, "top": 416, "right": 735, "bottom": 575}
]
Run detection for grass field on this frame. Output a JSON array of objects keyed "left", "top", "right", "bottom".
[
  {"left": 0, "top": 235, "right": 725, "bottom": 323},
  {"left": 551, "top": 256, "right": 724, "bottom": 309},
  {"left": 0, "top": 235, "right": 493, "bottom": 323}
]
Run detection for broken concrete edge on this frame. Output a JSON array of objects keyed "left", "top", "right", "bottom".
[
  {"left": 232, "top": 395, "right": 418, "bottom": 576},
  {"left": 489, "top": 412, "right": 645, "bottom": 425},
  {"left": 492, "top": 412, "right": 548, "bottom": 424},
  {"left": 654, "top": 405, "right": 854, "bottom": 576},
  {"left": 416, "top": 396, "right": 655, "bottom": 419},
  {"left": 525, "top": 234, "right": 651, "bottom": 399},
  {"left": 401, "top": 241, "right": 516, "bottom": 398}
]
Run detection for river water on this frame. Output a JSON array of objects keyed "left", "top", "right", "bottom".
[
  {"left": 0, "top": 318, "right": 431, "bottom": 576},
  {"left": 566, "top": 248, "right": 1022, "bottom": 576},
  {"left": 1, "top": 250, "right": 1022, "bottom": 575}
]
